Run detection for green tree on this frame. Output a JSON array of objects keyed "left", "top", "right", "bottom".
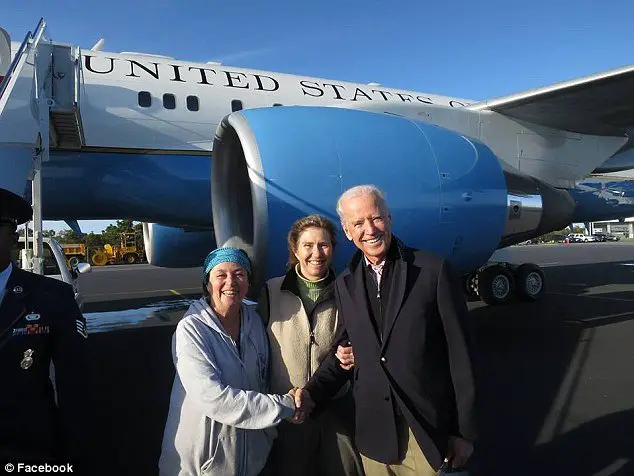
[
  {"left": 84, "top": 232, "right": 105, "bottom": 248},
  {"left": 55, "top": 229, "right": 83, "bottom": 244},
  {"left": 102, "top": 220, "right": 137, "bottom": 246}
]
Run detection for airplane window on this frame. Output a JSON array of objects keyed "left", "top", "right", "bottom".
[
  {"left": 163, "top": 93, "right": 176, "bottom": 110},
  {"left": 187, "top": 95, "right": 199, "bottom": 112},
  {"left": 273, "top": 103, "right": 283, "bottom": 106},
  {"left": 231, "top": 99, "right": 243, "bottom": 112},
  {"left": 138, "top": 91, "right": 151, "bottom": 107}
]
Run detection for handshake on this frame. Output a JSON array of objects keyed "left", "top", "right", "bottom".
[
  {"left": 285, "top": 387, "right": 314, "bottom": 424},
  {"left": 282, "top": 342, "right": 354, "bottom": 424}
]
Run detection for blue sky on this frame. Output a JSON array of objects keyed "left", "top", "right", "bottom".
[{"left": 4, "top": 0, "right": 634, "bottom": 233}]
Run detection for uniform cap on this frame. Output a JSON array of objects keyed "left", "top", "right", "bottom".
[{"left": 0, "top": 188, "right": 32, "bottom": 226}]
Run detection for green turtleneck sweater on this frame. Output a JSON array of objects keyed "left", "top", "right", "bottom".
[{"left": 295, "top": 264, "right": 331, "bottom": 317}]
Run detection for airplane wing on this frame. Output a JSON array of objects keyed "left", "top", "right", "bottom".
[{"left": 467, "top": 64, "right": 634, "bottom": 139}]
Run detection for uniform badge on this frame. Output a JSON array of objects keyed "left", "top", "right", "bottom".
[
  {"left": 20, "top": 349, "right": 35, "bottom": 369},
  {"left": 12, "top": 286, "right": 23, "bottom": 294},
  {"left": 25, "top": 313, "right": 40, "bottom": 322}
]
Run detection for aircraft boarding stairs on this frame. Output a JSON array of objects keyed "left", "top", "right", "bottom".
[
  {"left": 0, "top": 18, "right": 85, "bottom": 274},
  {"left": 0, "top": 18, "right": 84, "bottom": 152}
]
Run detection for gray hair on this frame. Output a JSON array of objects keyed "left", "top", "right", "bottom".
[{"left": 336, "top": 184, "right": 388, "bottom": 219}]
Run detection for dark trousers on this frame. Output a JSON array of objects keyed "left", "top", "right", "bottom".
[{"left": 261, "top": 390, "right": 365, "bottom": 476}]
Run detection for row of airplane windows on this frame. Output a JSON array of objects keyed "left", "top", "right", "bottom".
[{"left": 137, "top": 91, "right": 284, "bottom": 112}]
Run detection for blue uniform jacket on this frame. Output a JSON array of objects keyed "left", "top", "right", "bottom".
[{"left": 0, "top": 266, "right": 89, "bottom": 464}]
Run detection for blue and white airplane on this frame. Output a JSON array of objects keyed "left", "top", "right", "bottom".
[{"left": 1, "top": 19, "right": 634, "bottom": 305}]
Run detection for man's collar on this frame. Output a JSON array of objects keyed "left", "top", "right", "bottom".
[
  {"left": 349, "top": 235, "right": 403, "bottom": 272},
  {"left": 364, "top": 255, "right": 386, "bottom": 268},
  {"left": 0, "top": 261, "right": 13, "bottom": 283},
  {"left": 1, "top": 261, "right": 12, "bottom": 273}
]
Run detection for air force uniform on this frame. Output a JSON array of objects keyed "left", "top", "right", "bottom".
[{"left": 0, "top": 189, "right": 89, "bottom": 464}]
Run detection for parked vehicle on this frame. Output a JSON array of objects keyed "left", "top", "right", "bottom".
[
  {"left": 90, "top": 232, "right": 144, "bottom": 266},
  {"left": 592, "top": 232, "right": 620, "bottom": 242},
  {"left": 567, "top": 233, "right": 598, "bottom": 243}
]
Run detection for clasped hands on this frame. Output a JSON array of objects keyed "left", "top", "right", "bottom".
[{"left": 286, "top": 387, "right": 314, "bottom": 424}]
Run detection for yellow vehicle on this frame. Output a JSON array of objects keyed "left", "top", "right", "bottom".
[
  {"left": 91, "top": 232, "right": 142, "bottom": 266},
  {"left": 61, "top": 243, "right": 87, "bottom": 268}
]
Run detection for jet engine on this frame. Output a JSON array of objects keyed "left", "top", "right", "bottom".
[
  {"left": 211, "top": 106, "right": 575, "bottom": 303},
  {"left": 142, "top": 223, "right": 215, "bottom": 268}
]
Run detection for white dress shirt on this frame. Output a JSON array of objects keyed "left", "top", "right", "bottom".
[
  {"left": 0, "top": 261, "right": 13, "bottom": 307},
  {"left": 364, "top": 255, "right": 386, "bottom": 287}
]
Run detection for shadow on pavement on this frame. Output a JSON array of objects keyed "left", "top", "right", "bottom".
[{"left": 469, "top": 262, "right": 634, "bottom": 476}]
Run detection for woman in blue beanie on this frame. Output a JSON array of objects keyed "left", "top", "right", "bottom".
[{"left": 159, "top": 247, "right": 299, "bottom": 476}]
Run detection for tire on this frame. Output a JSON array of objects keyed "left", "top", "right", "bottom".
[
  {"left": 91, "top": 251, "right": 108, "bottom": 266},
  {"left": 514, "top": 264, "right": 545, "bottom": 302},
  {"left": 463, "top": 273, "right": 479, "bottom": 300},
  {"left": 68, "top": 256, "right": 80, "bottom": 267},
  {"left": 477, "top": 265, "right": 515, "bottom": 305},
  {"left": 124, "top": 253, "right": 137, "bottom": 264}
]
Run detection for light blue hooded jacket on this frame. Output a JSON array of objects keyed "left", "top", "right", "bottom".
[{"left": 159, "top": 297, "right": 295, "bottom": 476}]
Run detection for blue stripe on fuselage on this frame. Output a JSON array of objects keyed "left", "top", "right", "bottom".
[{"left": 39, "top": 151, "right": 212, "bottom": 227}]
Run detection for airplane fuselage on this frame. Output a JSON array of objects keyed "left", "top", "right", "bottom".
[
  {"left": 0, "top": 40, "right": 627, "bottom": 192},
  {"left": 78, "top": 50, "right": 471, "bottom": 152}
]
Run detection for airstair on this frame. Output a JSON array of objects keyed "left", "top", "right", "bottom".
[{"left": 0, "top": 18, "right": 85, "bottom": 274}]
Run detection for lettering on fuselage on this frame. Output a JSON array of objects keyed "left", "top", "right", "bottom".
[{"left": 83, "top": 55, "right": 467, "bottom": 107}]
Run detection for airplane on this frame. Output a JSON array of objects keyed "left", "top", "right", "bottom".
[{"left": 1, "top": 18, "right": 634, "bottom": 306}]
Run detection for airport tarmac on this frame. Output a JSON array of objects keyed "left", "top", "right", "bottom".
[{"left": 83, "top": 243, "right": 634, "bottom": 476}]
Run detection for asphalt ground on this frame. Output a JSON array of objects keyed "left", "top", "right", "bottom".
[{"left": 80, "top": 243, "right": 634, "bottom": 476}]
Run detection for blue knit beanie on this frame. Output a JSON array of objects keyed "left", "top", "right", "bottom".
[{"left": 202, "top": 247, "right": 252, "bottom": 282}]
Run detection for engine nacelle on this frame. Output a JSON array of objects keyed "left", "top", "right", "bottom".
[
  {"left": 142, "top": 223, "right": 215, "bottom": 268},
  {"left": 211, "top": 107, "right": 574, "bottom": 293}
]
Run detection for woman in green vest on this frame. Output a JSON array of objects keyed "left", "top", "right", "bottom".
[{"left": 258, "top": 214, "right": 365, "bottom": 476}]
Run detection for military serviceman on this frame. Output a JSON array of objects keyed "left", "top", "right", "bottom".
[{"left": 0, "top": 189, "right": 90, "bottom": 467}]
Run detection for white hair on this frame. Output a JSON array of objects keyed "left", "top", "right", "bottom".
[{"left": 336, "top": 184, "right": 388, "bottom": 219}]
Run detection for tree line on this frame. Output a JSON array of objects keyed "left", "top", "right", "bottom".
[{"left": 19, "top": 220, "right": 144, "bottom": 250}]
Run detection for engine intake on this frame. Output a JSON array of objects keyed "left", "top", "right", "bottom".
[{"left": 211, "top": 106, "right": 574, "bottom": 294}]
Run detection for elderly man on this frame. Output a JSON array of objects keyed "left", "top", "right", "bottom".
[
  {"left": 0, "top": 189, "right": 89, "bottom": 465},
  {"left": 303, "top": 184, "right": 478, "bottom": 475}
]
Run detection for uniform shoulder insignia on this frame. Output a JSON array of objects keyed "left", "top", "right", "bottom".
[{"left": 76, "top": 319, "right": 88, "bottom": 339}]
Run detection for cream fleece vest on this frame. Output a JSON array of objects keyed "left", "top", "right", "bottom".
[{"left": 265, "top": 275, "right": 343, "bottom": 396}]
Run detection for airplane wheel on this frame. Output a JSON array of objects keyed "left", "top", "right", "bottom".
[
  {"left": 478, "top": 265, "right": 515, "bottom": 305},
  {"left": 124, "top": 253, "right": 137, "bottom": 264},
  {"left": 514, "top": 264, "right": 545, "bottom": 301},
  {"left": 463, "top": 273, "right": 479, "bottom": 299}
]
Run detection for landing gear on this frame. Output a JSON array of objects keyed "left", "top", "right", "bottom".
[
  {"left": 477, "top": 264, "right": 515, "bottom": 305},
  {"left": 466, "top": 262, "right": 545, "bottom": 305},
  {"left": 514, "top": 263, "right": 545, "bottom": 301},
  {"left": 464, "top": 273, "right": 479, "bottom": 299}
]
